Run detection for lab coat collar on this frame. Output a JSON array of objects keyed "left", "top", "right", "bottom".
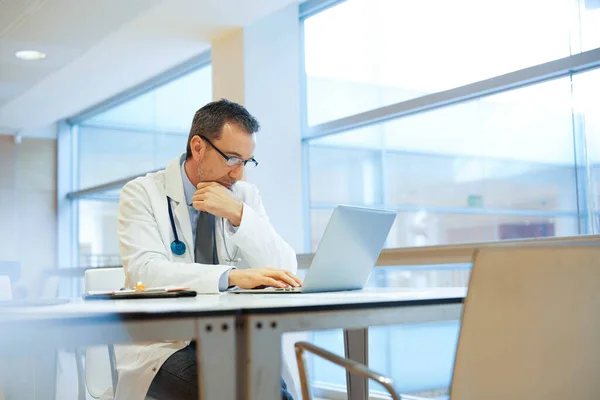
[{"left": 165, "top": 154, "right": 186, "bottom": 203}]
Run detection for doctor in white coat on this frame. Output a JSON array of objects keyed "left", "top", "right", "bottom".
[{"left": 115, "top": 99, "right": 301, "bottom": 400}]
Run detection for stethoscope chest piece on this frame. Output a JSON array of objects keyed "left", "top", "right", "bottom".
[{"left": 170, "top": 240, "right": 186, "bottom": 256}]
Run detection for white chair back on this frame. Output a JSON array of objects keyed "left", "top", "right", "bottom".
[
  {"left": 451, "top": 246, "right": 600, "bottom": 400},
  {"left": 39, "top": 275, "right": 60, "bottom": 298},
  {"left": 84, "top": 268, "right": 125, "bottom": 399},
  {"left": 0, "top": 276, "right": 11, "bottom": 301}
]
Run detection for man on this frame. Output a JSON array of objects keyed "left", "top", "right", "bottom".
[{"left": 116, "top": 99, "right": 300, "bottom": 399}]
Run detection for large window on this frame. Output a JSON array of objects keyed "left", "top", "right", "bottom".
[
  {"left": 302, "top": 0, "right": 600, "bottom": 397},
  {"left": 307, "top": 77, "right": 581, "bottom": 250},
  {"left": 65, "top": 61, "right": 212, "bottom": 273},
  {"left": 78, "top": 66, "right": 212, "bottom": 189},
  {"left": 304, "top": 0, "right": 600, "bottom": 125}
]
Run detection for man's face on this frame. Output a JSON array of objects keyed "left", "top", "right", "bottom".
[{"left": 193, "top": 123, "right": 256, "bottom": 188}]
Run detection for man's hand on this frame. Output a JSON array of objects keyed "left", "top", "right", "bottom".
[
  {"left": 193, "top": 182, "right": 243, "bottom": 226},
  {"left": 229, "top": 268, "right": 303, "bottom": 289}
]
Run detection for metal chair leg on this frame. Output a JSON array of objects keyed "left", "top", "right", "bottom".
[
  {"left": 74, "top": 348, "right": 86, "bottom": 400},
  {"left": 108, "top": 345, "right": 118, "bottom": 397},
  {"left": 294, "top": 341, "right": 401, "bottom": 400}
]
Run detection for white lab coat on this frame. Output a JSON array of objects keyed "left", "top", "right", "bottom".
[{"left": 109, "top": 154, "right": 298, "bottom": 400}]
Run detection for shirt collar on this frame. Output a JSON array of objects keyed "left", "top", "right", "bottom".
[{"left": 180, "top": 155, "right": 196, "bottom": 207}]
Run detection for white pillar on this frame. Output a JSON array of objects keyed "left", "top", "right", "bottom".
[{"left": 211, "top": 4, "right": 304, "bottom": 252}]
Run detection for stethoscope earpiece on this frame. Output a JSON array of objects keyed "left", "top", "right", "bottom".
[{"left": 170, "top": 240, "right": 186, "bottom": 256}]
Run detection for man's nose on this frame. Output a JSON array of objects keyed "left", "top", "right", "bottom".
[{"left": 229, "top": 164, "right": 244, "bottom": 180}]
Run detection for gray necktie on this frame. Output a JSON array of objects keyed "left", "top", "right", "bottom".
[{"left": 195, "top": 211, "right": 217, "bottom": 264}]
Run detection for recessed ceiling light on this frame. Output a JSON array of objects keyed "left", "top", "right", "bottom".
[{"left": 15, "top": 50, "right": 46, "bottom": 61}]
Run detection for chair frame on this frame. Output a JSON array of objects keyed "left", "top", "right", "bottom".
[{"left": 294, "top": 341, "right": 401, "bottom": 400}]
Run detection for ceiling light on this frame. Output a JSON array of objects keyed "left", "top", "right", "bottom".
[{"left": 15, "top": 50, "right": 46, "bottom": 61}]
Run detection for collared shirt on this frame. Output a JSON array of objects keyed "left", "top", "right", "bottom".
[{"left": 180, "top": 156, "right": 231, "bottom": 291}]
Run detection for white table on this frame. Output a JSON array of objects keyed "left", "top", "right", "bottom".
[
  {"left": 0, "top": 288, "right": 465, "bottom": 400},
  {"left": 0, "top": 296, "right": 241, "bottom": 400}
]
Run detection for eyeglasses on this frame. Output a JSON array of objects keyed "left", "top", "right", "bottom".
[{"left": 200, "top": 136, "right": 258, "bottom": 168}]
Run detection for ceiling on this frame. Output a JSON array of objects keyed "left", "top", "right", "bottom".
[{"left": 0, "top": 0, "right": 299, "bottom": 137}]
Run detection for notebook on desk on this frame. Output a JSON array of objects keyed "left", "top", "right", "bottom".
[
  {"left": 84, "top": 286, "right": 197, "bottom": 300},
  {"left": 229, "top": 205, "right": 396, "bottom": 294}
]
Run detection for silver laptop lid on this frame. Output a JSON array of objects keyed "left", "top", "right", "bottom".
[{"left": 301, "top": 205, "right": 396, "bottom": 293}]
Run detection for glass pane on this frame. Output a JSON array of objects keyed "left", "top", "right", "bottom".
[
  {"left": 387, "top": 212, "right": 576, "bottom": 247},
  {"left": 78, "top": 199, "right": 121, "bottom": 267},
  {"left": 304, "top": 0, "right": 576, "bottom": 125},
  {"left": 78, "top": 126, "right": 186, "bottom": 189},
  {"left": 309, "top": 145, "right": 382, "bottom": 205},
  {"left": 308, "top": 77, "right": 579, "bottom": 247},
  {"left": 573, "top": 67, "right": 600, "bottom": 233},
  {"left": 311, "top": 329, "right": 347, "bottom": 389},
  {"left": 581, "top": 0, "right": 600, "bottom": 51},
  {"left": 85, "top": 66, "right": 212, "bottom": 132},
  {"left": 386, "top": 154, "right": 576, "bottom": 212},
  {"left": 367, "top": 265, "right": 472, "bottom": 288}
]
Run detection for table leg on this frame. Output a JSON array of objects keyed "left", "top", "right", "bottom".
[
  {"left": 344, "top": 328, "right": 369, "bottom": 400},
  {"left": 196, "top": 316, "right": 237, "bottom": 400},
  {"left": 238, "top": 316, "right": 282, "bottom": 400}
]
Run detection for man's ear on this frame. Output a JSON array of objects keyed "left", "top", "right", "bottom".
[{"left": 190, "top": 136, "right": 205, "bottom": 160}]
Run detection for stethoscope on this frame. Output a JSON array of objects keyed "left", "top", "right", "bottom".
[{"left": 167, "top": 197, "right": 240, "bottom": 264}]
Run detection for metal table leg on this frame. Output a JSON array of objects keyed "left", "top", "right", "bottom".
[
  {"left": 34, "top": 348, "right": 57, "bottom": 400},
  {"left": 196, "top": 316, "right": 237, "bottom": 400},
  {"left": 238, "top": 316, "right": 282, "bottom": 400},
  {"left": 344, "top": 328, "right": 369, "bottom": 400}
]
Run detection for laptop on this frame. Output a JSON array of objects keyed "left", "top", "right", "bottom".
[{"left": 230, "top": 205, "right": 396, "bottom": 294}]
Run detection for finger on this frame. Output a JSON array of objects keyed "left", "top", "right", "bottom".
[
  {"left": 263, "top": 269, "right": 302, "bottom": 286},
  {"left": 268, "top": 271, "right": 298, "bottom": 287},
  {"left": 192, "top": 200, "right": 207, "bottom": 211},
  {"left": 277, "top": 271, "right": 299, "bottom": 287},
  {"left": 196, "top": 181, "right": 217, "bottom": 190},
  {"left": 262, "top": 277, "right": 287, "bottom": 288},
  {"left": 285, "top": 271, "right": 303, "bottom": 286},
  {"left": 192, "top": 193, "right": 207, "bottom": 202},
  {"left": 194, "top": 187, "right": 214, "bottom": 197}
]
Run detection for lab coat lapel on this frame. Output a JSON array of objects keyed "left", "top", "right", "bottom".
[{"left": 164, "top": 155, "right": 194, "bottom": 262}]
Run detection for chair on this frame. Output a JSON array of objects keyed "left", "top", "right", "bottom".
[
  {"left": 450, "top": 246, "right": 600, "bottom": 399},
  {"left": 83, "top": 268, "right": 125, "bottom": 399},
  {"left": 0, "top": 276, "right": 11, "bottom": 301},
  {"left": 295, "top": 246, "right": 600, "bottom": 399}
]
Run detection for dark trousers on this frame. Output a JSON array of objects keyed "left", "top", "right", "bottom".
[{"left": 147, "top": 342, "right": 294, "bottom": 399}]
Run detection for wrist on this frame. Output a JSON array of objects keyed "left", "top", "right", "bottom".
[
  {"left": 228, "top": 269, "right": 241, "bottom": 286},
  {"left": 228, "top": 200, "right": 243, "bottom": 227}
]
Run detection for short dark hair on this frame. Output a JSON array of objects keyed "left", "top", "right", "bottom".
[{"left": 186, "top": 99, "right": 260, "bottom": 159}]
